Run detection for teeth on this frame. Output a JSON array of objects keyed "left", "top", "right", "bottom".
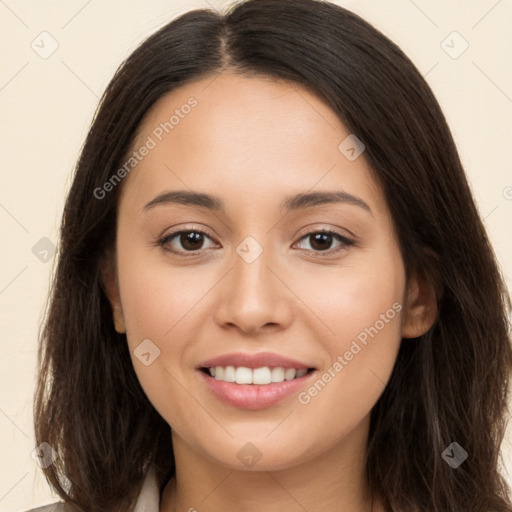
[
  {"left": 235, "top": 366, "right": 252, "bottom": 384},
  {"left": 223, "top": 365, "right": 236, "bottom": 382},
  {"left": 253, "top": 367, "right": 272, "bottom": 385},
  {"left": 271, "top": 367, "right": 285, "bottom": 383},
  {"left": 284, "top": 368, "right": 296, "bottom": 380},
  {"left": 208, "top": 366, "right": 310, "bottom": 385}
]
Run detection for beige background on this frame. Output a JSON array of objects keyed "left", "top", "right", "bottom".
[{"left": 1, "top": 0, "right": 511, "bottom": 510}]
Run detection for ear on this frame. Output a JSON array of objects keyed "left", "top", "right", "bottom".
[
  {"left": 401, "top": 272, "right": 438, "bottom": 339},
  {"left": 100, "top": 248, "right": 126, "bottom": 334}
]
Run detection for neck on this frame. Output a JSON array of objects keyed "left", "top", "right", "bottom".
[{"left": 160, "top": 414, "right": 381, "bottom": 512}]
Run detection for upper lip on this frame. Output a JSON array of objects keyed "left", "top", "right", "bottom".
[{"left": 199, "top": 352, "right": 314, "bottom": 370}]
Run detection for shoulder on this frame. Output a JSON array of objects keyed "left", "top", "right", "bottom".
[
  {"left": 23, "top": 465, "right": 160, "bottom": 512},
  {"left": 23, "top": 503, "right": 69, "bottom": 512}
]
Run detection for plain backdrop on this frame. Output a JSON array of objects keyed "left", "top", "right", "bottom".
[{"left": 1, "top": 0, "right": 511, "bottom": 510}]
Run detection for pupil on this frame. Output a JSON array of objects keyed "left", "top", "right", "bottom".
[
  {"left": 181, "top": 232, "right": 203, "bottom": 250},
  {"left": 311, "top": 233, "right": 331, "bottom": 251}
]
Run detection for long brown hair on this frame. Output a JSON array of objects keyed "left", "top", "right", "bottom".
[{"left": 34, "top": 0, "right": 512, "bottom": 510}]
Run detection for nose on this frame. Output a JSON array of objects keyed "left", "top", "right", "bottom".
[{"left": 212, "top": 240, "right": 294, "bottom": 336}]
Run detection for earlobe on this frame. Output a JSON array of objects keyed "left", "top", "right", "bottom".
[
  {"left": 401, "top": 273, "right": 438, "bottom": 339},
  {"left": 100, "top": 252, "right": 126, "bottom": 334},
  {"left": 111, "top": 304, "right": 126, "bottom": 334}
]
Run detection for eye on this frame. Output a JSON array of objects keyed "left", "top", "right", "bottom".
[
  {"left": 294, "top": 229, "right": 355, "bottom": 255},
  {"left": 157, "top": 228, "right": 355, "bottom": 257},
  {"left": 158, "top": 229, "right": 218, "bottom": 256}
]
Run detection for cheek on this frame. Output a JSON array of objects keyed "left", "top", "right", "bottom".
[
  {"left": 293, "top": 247, "right": 405, "bottom": 350},
  {"left": 114, "top": 243, "right": 211, "bottom": 424},
  {"left": 292, "top": 246, "right": 405, "bottom": 411},
  {"left": 115, "top": 234, "right": 211, "bottom": 344}
]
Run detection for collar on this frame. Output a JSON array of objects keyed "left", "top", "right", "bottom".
[
  {"left": 28, "top": 466, "right": 162, "bottom": 512},
  {"left": 133, "top": 465, "right": 161, "bottom": 512}
]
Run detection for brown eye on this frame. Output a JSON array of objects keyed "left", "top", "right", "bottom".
[
  {"left": 295, "top": 230, "right": 355, "bottom": 254},
  {"left": 159, "top": 230, "right": 217, "bottom": 255},
  {"left": 178, "top": 231, "right": 205, "bottom": 251}
]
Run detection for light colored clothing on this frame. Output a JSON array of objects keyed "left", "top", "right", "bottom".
[{"left": 24, "top": 465, "right": 160, "bottom": 512}]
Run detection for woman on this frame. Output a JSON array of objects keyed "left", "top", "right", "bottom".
[{"left": 30, "top": 0, "right": 512, "bottom": 510}]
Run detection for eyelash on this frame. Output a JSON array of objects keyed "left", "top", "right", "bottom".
[{"left": 157, "top": 228, "right": 356, "bottom": 258}]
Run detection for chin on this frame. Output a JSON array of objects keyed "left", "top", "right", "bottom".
[{"left": 202, "top": 437, "right": 317, "bottom": 473}]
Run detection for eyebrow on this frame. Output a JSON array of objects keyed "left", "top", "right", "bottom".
[{"left": 143, "top": 190, "right": 373, "bottom": 216}]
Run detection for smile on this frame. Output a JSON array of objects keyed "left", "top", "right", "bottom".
[
  {"left": 198, "top": 366, "right": 317, "bottom": 410},
  {"left": 203, "top": 365, "right": 313, "bottom": 384}
]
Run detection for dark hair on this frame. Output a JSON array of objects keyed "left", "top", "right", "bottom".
[{"left": 34, "top": 0, "right": 512, "bottom": 510}]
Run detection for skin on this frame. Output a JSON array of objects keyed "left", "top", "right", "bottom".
[{"left": 103, "top": 72, "right": 437, "bottom": 512}]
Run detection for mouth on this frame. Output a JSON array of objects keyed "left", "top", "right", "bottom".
[
  {"left": 200, "top": 365, "right": 316, "bottom": 385},
  {"left": 197, "top": 351, "right": 317, "bottom": 409},
  {"left": 197, "top": 365, "right": 318, "bottom": 410}
]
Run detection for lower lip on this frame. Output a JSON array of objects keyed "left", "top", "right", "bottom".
[{"left": 198, "top": 370, "right": 315, "bottom": 410}]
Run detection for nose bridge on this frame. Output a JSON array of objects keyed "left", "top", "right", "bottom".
[
  {"left": 213, "top": 233, "right": 291, "bottom": 333},
  {"left": 231, "top": 234, "right": 276, "bottom": 303}
]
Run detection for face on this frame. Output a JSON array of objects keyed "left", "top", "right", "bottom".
[{"left": 105, "top": 73, "right": 434, "bottom": 471}]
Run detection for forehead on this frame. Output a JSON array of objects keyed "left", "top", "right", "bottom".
[{"left": 122, "top": 72, "right": 385, "bottom": 217}]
